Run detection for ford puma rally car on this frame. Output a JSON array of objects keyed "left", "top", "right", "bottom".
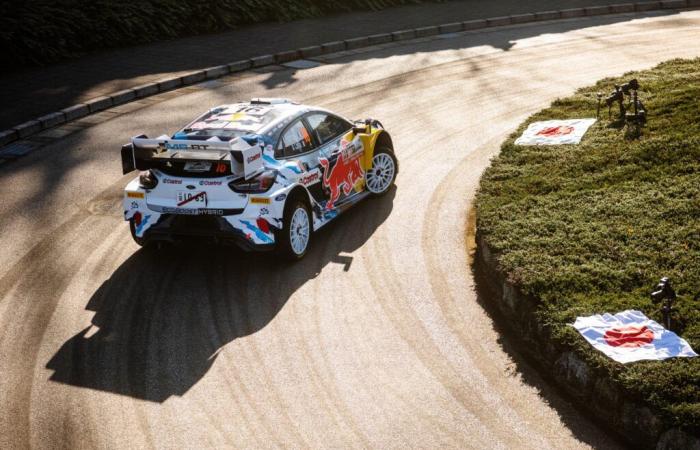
[{"left": 121, "top": 99, "right": 397, "bottom": 259}]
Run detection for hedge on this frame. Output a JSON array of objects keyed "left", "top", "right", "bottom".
[
  {"left": 1, "top": 0, "right": 441, "bottom": 67},
  {"left": 476, "top": 58, "right": 700, "bottom": 432}
]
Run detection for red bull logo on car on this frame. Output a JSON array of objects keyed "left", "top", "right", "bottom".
[{"left": 319, "top": 150, "right": 364, "bottom": 210}]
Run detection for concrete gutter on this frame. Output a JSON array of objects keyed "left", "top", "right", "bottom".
[
  {"left": 475, "top": 231, "right": 700, "bottom": 449},
  {"left": 1, "top": 0, "right": 699, "bottom": 154}
]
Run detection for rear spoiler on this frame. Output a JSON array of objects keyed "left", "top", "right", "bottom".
[{"left": 121, "top": 135, "right": 263, "bottom": 179}]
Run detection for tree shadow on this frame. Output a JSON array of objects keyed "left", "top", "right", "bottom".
[
  {"left": 0, "top": 3, "right": 682, "bottom": 129},
  {"left": 46, "top": 187, "right": 395, "bottom": 402}
]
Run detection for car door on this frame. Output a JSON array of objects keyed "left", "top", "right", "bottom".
[
  {"left": 275, "top": 117, "right": 325, "bottom": 200},
  {"left": 303, "top": 112, "right": 362, "bottom": 211}
]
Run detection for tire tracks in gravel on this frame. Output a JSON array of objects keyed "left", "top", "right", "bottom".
[
  {"left": 0, "top": 179, "right": 130, "bottom": 448},
  {"left": 2, "top": 11, "right": 699, "bottom": 448}
]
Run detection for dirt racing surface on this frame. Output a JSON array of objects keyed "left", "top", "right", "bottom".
[{"left": 1, "top": 10, "right": 699, "bottom": 449}]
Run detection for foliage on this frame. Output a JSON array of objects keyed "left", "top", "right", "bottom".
[
  {"left": 477, "top": 58, "right": 700, "bottom": 430},
  {"left": 1, "top": 0, "right": 438, "bottom": 67}
]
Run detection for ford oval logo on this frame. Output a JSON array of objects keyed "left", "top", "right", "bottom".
[{"left": 186, "top": 185, "right": 196, "bottom": 190}]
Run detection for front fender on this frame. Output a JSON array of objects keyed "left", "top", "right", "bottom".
[{"left": 342, "top": 127, "right": 392, "bottom": 171}]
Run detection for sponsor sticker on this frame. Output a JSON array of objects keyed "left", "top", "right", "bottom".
[
  {"left": 161, "top": 207, "right": 225, "bottom": 216},
  {"left": 247, "top": 152, "right": 261, "bottom": 164},
  {"left": 127, "top": 192, "right": 145, "bottom": 199},
  {"left": 163, "top": 142, "right": 211, "bottom": 151},
  {"left": 198, "top": 209, "right": 224, "bottom": 216},
  {"left": 319, "top": 150, "right": 365, "bottom": 210},
  {"left": 199, "top": 180, "right": 223, "bottom": 186},
  {"left": 299, "top": 170, "right": 320, "bottom": 187},
  {"left": 163, "top": 179, "right": 182, "bottom": 184},
  {"left": 250, "top": 197, "right": 270, "bottom": 204}
]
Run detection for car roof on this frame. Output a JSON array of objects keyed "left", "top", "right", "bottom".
[{"left": 179, "top": 99, "right": 319, "bottom": 138}]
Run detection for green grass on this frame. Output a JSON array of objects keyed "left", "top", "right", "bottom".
[
  {"left": 2, "top": 0, "right": 443, "bottom": 67},
  {"left": 476, "top": 58, "right": 700, "bottom": 431}
]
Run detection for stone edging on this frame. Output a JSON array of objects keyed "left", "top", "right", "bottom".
[
  {"left": 475, "top": 231, "right": 700, "bottom": 449},
  {"left": 1, "top": 0, "right": 699, "bottom": 154}
]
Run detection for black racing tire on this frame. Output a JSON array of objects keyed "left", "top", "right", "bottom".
[
  {"left": 129, "top": 218, "right": 148, "bottom": 247},
  {"left": 366, "top": 146, "right": 398, "bottom": 197},
  {"left": 277, "top": 199, "right": 312, "bottom": 261}
]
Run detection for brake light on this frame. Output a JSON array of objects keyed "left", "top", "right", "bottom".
[
  {"left": 229, "top": 170, "right": 278, "bottom": 193},
  {"left": 133, "top": 211, "right": 142, "bottom": 226},
  {"left": 139, "top": 170, "right": 158, "bottom": 189}
]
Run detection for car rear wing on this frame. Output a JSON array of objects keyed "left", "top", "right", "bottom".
[{"left": 121, "top": 135, "right": 263, "bottom": 179}]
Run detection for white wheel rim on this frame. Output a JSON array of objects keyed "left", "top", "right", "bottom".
[
  {"left": 366, "top": 153, "right": 395, "bottom": 194},
  {"left": 289, "top": 207, "right": 310, "bottom": 255}
]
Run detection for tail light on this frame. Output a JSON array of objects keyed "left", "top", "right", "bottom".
[
  {"left": 139, "top": 170, "right": 158, "bottom": 189},
  {"left": 229, "top": 170, "right": 277, "bottom": 193}
]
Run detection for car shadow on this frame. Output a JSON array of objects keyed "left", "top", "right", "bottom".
[{"left": 46, "top": 187, "right": 395, "bottom": 402}]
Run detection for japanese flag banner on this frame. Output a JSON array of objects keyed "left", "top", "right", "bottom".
[
  {"left": 573, "top": 310, "right": 698, "bottom": 364},
  {"left": 515, "top": 118, "right": 596, "bottom": 145}
]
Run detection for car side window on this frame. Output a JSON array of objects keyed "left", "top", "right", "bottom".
[
  {"left": 279, "top": 120, "right": 315, "bottom": 158},
  {"left": 306, "top": 113, "right": 351, "bottom": 145}
]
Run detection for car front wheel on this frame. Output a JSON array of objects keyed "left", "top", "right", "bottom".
[{"left": 366, "top": 147, "right": 397, "bottom": 196}]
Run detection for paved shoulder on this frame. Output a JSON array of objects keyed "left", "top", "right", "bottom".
[{"left": 0, "top": 0, "right": 650, "bottom": 130}]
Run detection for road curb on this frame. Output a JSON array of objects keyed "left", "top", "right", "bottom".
[
  {"left": 1, "top": 0, "right": 697, "bottom": 155},
  {"left": 475, "top": 232, "right": 700, "bottom": 449}
]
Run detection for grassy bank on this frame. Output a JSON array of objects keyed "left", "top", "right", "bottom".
[
  {"left": 476, "top": 58, "right": 700, "bottom": 431},
  {"left": 2, "top": 0, "right": 442, "bottom": 67}
]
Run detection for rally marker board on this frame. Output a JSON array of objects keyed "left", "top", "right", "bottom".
[
  {"left": 573, "top": 310, "right": 697, "bottom": 364},
  {"left": 515, "top": 118, "right": 596, "bottom": 145}
]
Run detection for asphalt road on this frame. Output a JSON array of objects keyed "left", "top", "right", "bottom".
[{"left": 1, "top": 10, "right": 699, "bottom": 449}]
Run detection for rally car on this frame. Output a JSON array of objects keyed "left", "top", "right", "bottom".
[{"left": 121, "top": 98, "right": 398, "bottom": 259}]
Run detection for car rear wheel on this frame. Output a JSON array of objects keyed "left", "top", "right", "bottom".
[
  {"left": 278, "top": 200, "right": 311, "bottom": 260},
  {"left": 366, "top": 147, "right": 397, "bottom": 196}
]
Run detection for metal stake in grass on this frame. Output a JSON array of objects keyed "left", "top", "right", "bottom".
[{"left": 650, "top": 277, "right": 677, "bottom": 330}]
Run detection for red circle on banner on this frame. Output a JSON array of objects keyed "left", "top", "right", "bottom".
[
  {"left": 535, "top": 125, "right": 574, "bottom": 137},
  {"left": 603, "top": 325, "right": 654, "bottom": 348}
]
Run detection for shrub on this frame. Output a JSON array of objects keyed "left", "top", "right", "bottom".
[
  {"left": 476, "top": 58, "right": 700, "bottom": 431},
  {"left": 1, "top": 0, "right": 439, "bottom": 67}
]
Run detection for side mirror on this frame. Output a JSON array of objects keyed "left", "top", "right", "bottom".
[
  {"left": 352, "top": 126, "right": 368, "bottom": 134},
  {"left": 121, "top": 143, "right": 135, "bottom": 174}
]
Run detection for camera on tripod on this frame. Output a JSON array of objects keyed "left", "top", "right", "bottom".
[
  {"left": 650, "top": 277, "right": 677, "bottom": 330},
  {"left": 597, "top": 78, "right": 646, "bottom": 124},
  {"left": 651, "top": 277, "right": 676, "bottom": 304}
]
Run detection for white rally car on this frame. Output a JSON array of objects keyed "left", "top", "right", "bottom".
[{"left": 121, "top": 99, "right": 397, "bottom": 259}]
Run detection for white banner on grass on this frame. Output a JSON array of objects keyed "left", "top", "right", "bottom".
[
  {"left": 573, "top": 310, "right": 697, "bottom": 363},
  {"left": 515, "top": 118, "right": 596, "bottom": 145}
]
